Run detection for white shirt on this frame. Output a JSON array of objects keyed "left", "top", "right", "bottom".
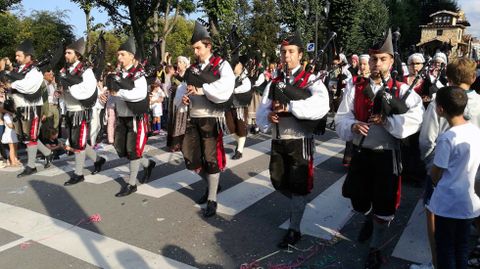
[
  {"left": 419, "top": 90, "right": 480, "bottom": 170},
  {"left": 63, "top": 61, "right": 97, "bottom": 112},
  {"left": 428, "top": 123, "right": 480, "bottom": 219},
  {"left": 10, "top": 64, "right": 44, "bottom": 107},
  {"left": 174, "top": 55, "right": 235, "bottom": 118}
]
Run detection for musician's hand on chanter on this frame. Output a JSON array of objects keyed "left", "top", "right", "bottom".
[
  {"left": 182, "top": 95, "right": 190, "bottom": 105},
  {"left": 99, "top": 92, "right": 109, "bottom": 104},
  {"left": 351, "top": 122, "right": 370, "bottom": 136},
  {"left": 268, "top": 111, "right": 279, "bottom": 123},
  {"left": 368, "top": 114, "right": 384, "bottom": 125}
]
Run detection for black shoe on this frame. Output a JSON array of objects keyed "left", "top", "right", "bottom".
[
  {"left": 358, "top": 217, "right": 374, "bottom": 243},
  {"left": 64, "top": 174, "right": 85, "bottom": 186},
  {"left": 91, "top": 157, "right": 106, "bottom": 175},
  {"left": 44, "top": 153, "right": 54, "bottom": 169},
  {"left": 364, "top": 248, "right": 384, "bottom": 269},
  {"left": 232, "top": 151, "right": 243, "bottom": 160},
  {"left": 17, "top": 166, "right": 37, "bottom": 178},
  {"left": 277, "top": 229, "right": 302, "bottom": 249},
  {"left": 139, "top": 160, "right": 156, "bottom": 184},
  {"left": 203, "top": 200, "right": 217, "bottom": 217},
  {"left": 196, "top": 185, "right": 222, "bottom": 204},
  {"left": 115, "top": 184, "right": 137, "bottom": 197}
]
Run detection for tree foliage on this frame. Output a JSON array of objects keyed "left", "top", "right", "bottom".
[
  {"left": 0, "top": 11, "right": 20, "bottom": 57},
  {"left": 0, "top": 0, "right": 21, "bottom": 13},
  {"left": 249, "top": 0, "right": 280, "bottom": 62}
]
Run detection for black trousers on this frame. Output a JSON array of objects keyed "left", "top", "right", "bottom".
[
  {"left": 114, "top": 116, "right": 148, "bottom": 160},
  {"left": 342, "top": 147, "right": 401, "bottom": 217},
  {"left": 270, "top": 138, "right": 313, "bottom": 195},
  {"left": 14, "top": 106, "right": 42, "bottom": 143},
  {"left": 65, "top": 110, "right": 92, "bottom": 150},
  {"left": 181, "top": 117, "right": 225, "bottom": 174}
]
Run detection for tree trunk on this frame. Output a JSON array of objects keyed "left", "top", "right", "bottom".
[{"left": 128, "top": 0, "right": 145, "bottom": 60}]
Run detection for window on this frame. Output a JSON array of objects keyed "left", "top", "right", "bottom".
[{"left": 437, "top": 30, "right": 443, "bottom": 36}]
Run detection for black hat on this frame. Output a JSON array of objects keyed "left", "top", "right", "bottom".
[
  {"left": 17, "top": 40, "right": 35, "bottom": 56},
  {"left": 66, "top": 37, "right": 86, "bottom": 56},
  {"left": 239, "top": 55, "right": 249, "bottom": 66},
  {"left": 118, "top": 36, "right": 136, "bottom": 55},
  {"left": 281, "top": 31, "right": 303, "bottom": 49},
  {"left": 191, "top": 21, "right": 211, "bottom": 44},
  {"left": 369, "top": 28, "right": 394, "bottom": 56}
]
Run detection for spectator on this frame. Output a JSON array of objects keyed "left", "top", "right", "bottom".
[
  {"left": 1, "top": 100, "right": 21, "bottom": 167},
  {"left": 428, "top": 86, "right": 480, "bottom": 269}
]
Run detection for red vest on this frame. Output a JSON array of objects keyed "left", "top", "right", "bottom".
[{"left": 353, "top": 78, "right": 405, "bottom": 122}]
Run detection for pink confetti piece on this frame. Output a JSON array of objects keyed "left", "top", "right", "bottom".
[{"left": 88, "top": 213, "right": 102, "bottom": 223}]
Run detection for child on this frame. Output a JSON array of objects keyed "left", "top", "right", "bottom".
[
  {"left": 428, "top": 86, "right": 480, "bottom": 269},
  {"left": 150, "top": 83, "right": 165, "bottom": 135},
  {"left": 41, "top": 127, "right": 65, "bottom": 160},
  {"left": 1, "top": 100, "right": 21, "bottom": 167}
]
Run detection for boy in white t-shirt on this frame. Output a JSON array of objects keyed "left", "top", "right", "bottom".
[{"left": 428, "top": 86, "right": 480, "bottom": 269}]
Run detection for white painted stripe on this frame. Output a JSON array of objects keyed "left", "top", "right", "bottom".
[
  {"left": 84, "top": 135, "right": 235, "bottom": 185},
  {"left": 210, "top": 138, "right": 346, "bottom": 216},
  {"left": 136, "top": 139, "right": 272, "bottom": 198},
  {"left": 0, "top": 202, "right": 197, "bottom": 269},
  {"left": 0, "top": 238, "right": 31, "bottom": 252},
  {"left": 392, "top": 199, "right": 431, "bottom": 264},
  {"left": 279, "top": 175, "right": 353, "bottom": 240}
]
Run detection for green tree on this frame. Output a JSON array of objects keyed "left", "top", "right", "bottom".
[
  {"left": 344, "top": 0, "right": 389, "bottom": 54},
  {"left": 16, "top": 10, "right": 75, "bottom": 58},
  {"left": 249, "top": 0, "right": 280, "bottom": 62},
  {"left": 0, "top": 12, "right": 20, "bottom": 57},
  {"left": 0, "top": 0, "right": 21, "bottom": 12},
  {"left": 88, "top": 30, "right": 124, "bottom": 64},
  {"left": 85, "top": 0, "right": 194, "bottom": 61},
  {"left": 198, "top": 0, "right": 236, "bottom": 47},
  {"left": 164, "top": 16, "right": 194, "bottom": 61}
]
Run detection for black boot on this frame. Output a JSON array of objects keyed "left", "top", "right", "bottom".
[
  {"left": 44, "top": 153, "right": 54, "bottom": 169},
  {"left": 364, "top": 248, "right": 384, "bottom": 269},
  {"left": 115, "top": 184, "right": 137, "bottom": 197},
  {"left": 277, "top": 229, "right": 302, "bottom": 249},
  {"left": 196, "top": 185, "right": 222, "bottom": 204},
  {"left": 139, "top": 160, "right": 156, "bottom": 184},
  {"left": 64, "top": 174, "right": 85, "bottom": 186},
  {"left": 17, "top": 166, "right": 37, "bottom": 178},
  {"left": 232, "top": 151, "right": 243, "bottom": 160},
  {"left": 203, "top": 200, "right": 217, "bottom": 217},
  {"left": 358, "top": 216, "right": 374, "bottom": 242},
  {"left": 91, "top": 157, "right": 106, "bottom": 175}
]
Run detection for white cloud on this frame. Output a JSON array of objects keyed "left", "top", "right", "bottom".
[{"left": 458, "top": 0, "right": 480, "bottom": 38}]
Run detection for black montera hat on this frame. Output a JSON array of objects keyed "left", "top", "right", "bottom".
[
  {"left": 17, "top": 40, "right": 35, "bottom": 56},
  {"left": 369, "top": 28, "right": 394, "bottom": 56},
  {"left": 281, "top": 30, "right": 303, "bottom": 49},
  {"left": 67, "top": 37, "right": 86, "bottom": 56},
  {"left": 191, "top": 21, "right": 211, "bottom": 44},
  {"left": 118, "top": 36, "right": 136, "bottom": 55}
]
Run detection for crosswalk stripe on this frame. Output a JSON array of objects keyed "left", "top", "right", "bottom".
[
  {"left": 84, "top": 135, "right": 236, "bottom": 184},
  {"left": 209, "top": 138, "right": 346, "bottom": 216},
  {"left": 392, "top": 199, "right": 432, "bottom": 264},
  {"left": 279, "top": 175, "right": 353, "bottom": 240},
  {"left": 0, "top": 202, "right": 197, "bottom": 269},
  {"left": 135, "top": 139, "right": 272, "bottom": 198}
]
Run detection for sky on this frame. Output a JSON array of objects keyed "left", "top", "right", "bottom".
[{"left": 17, "top": 0, "right": 480, "bottom": 40}]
